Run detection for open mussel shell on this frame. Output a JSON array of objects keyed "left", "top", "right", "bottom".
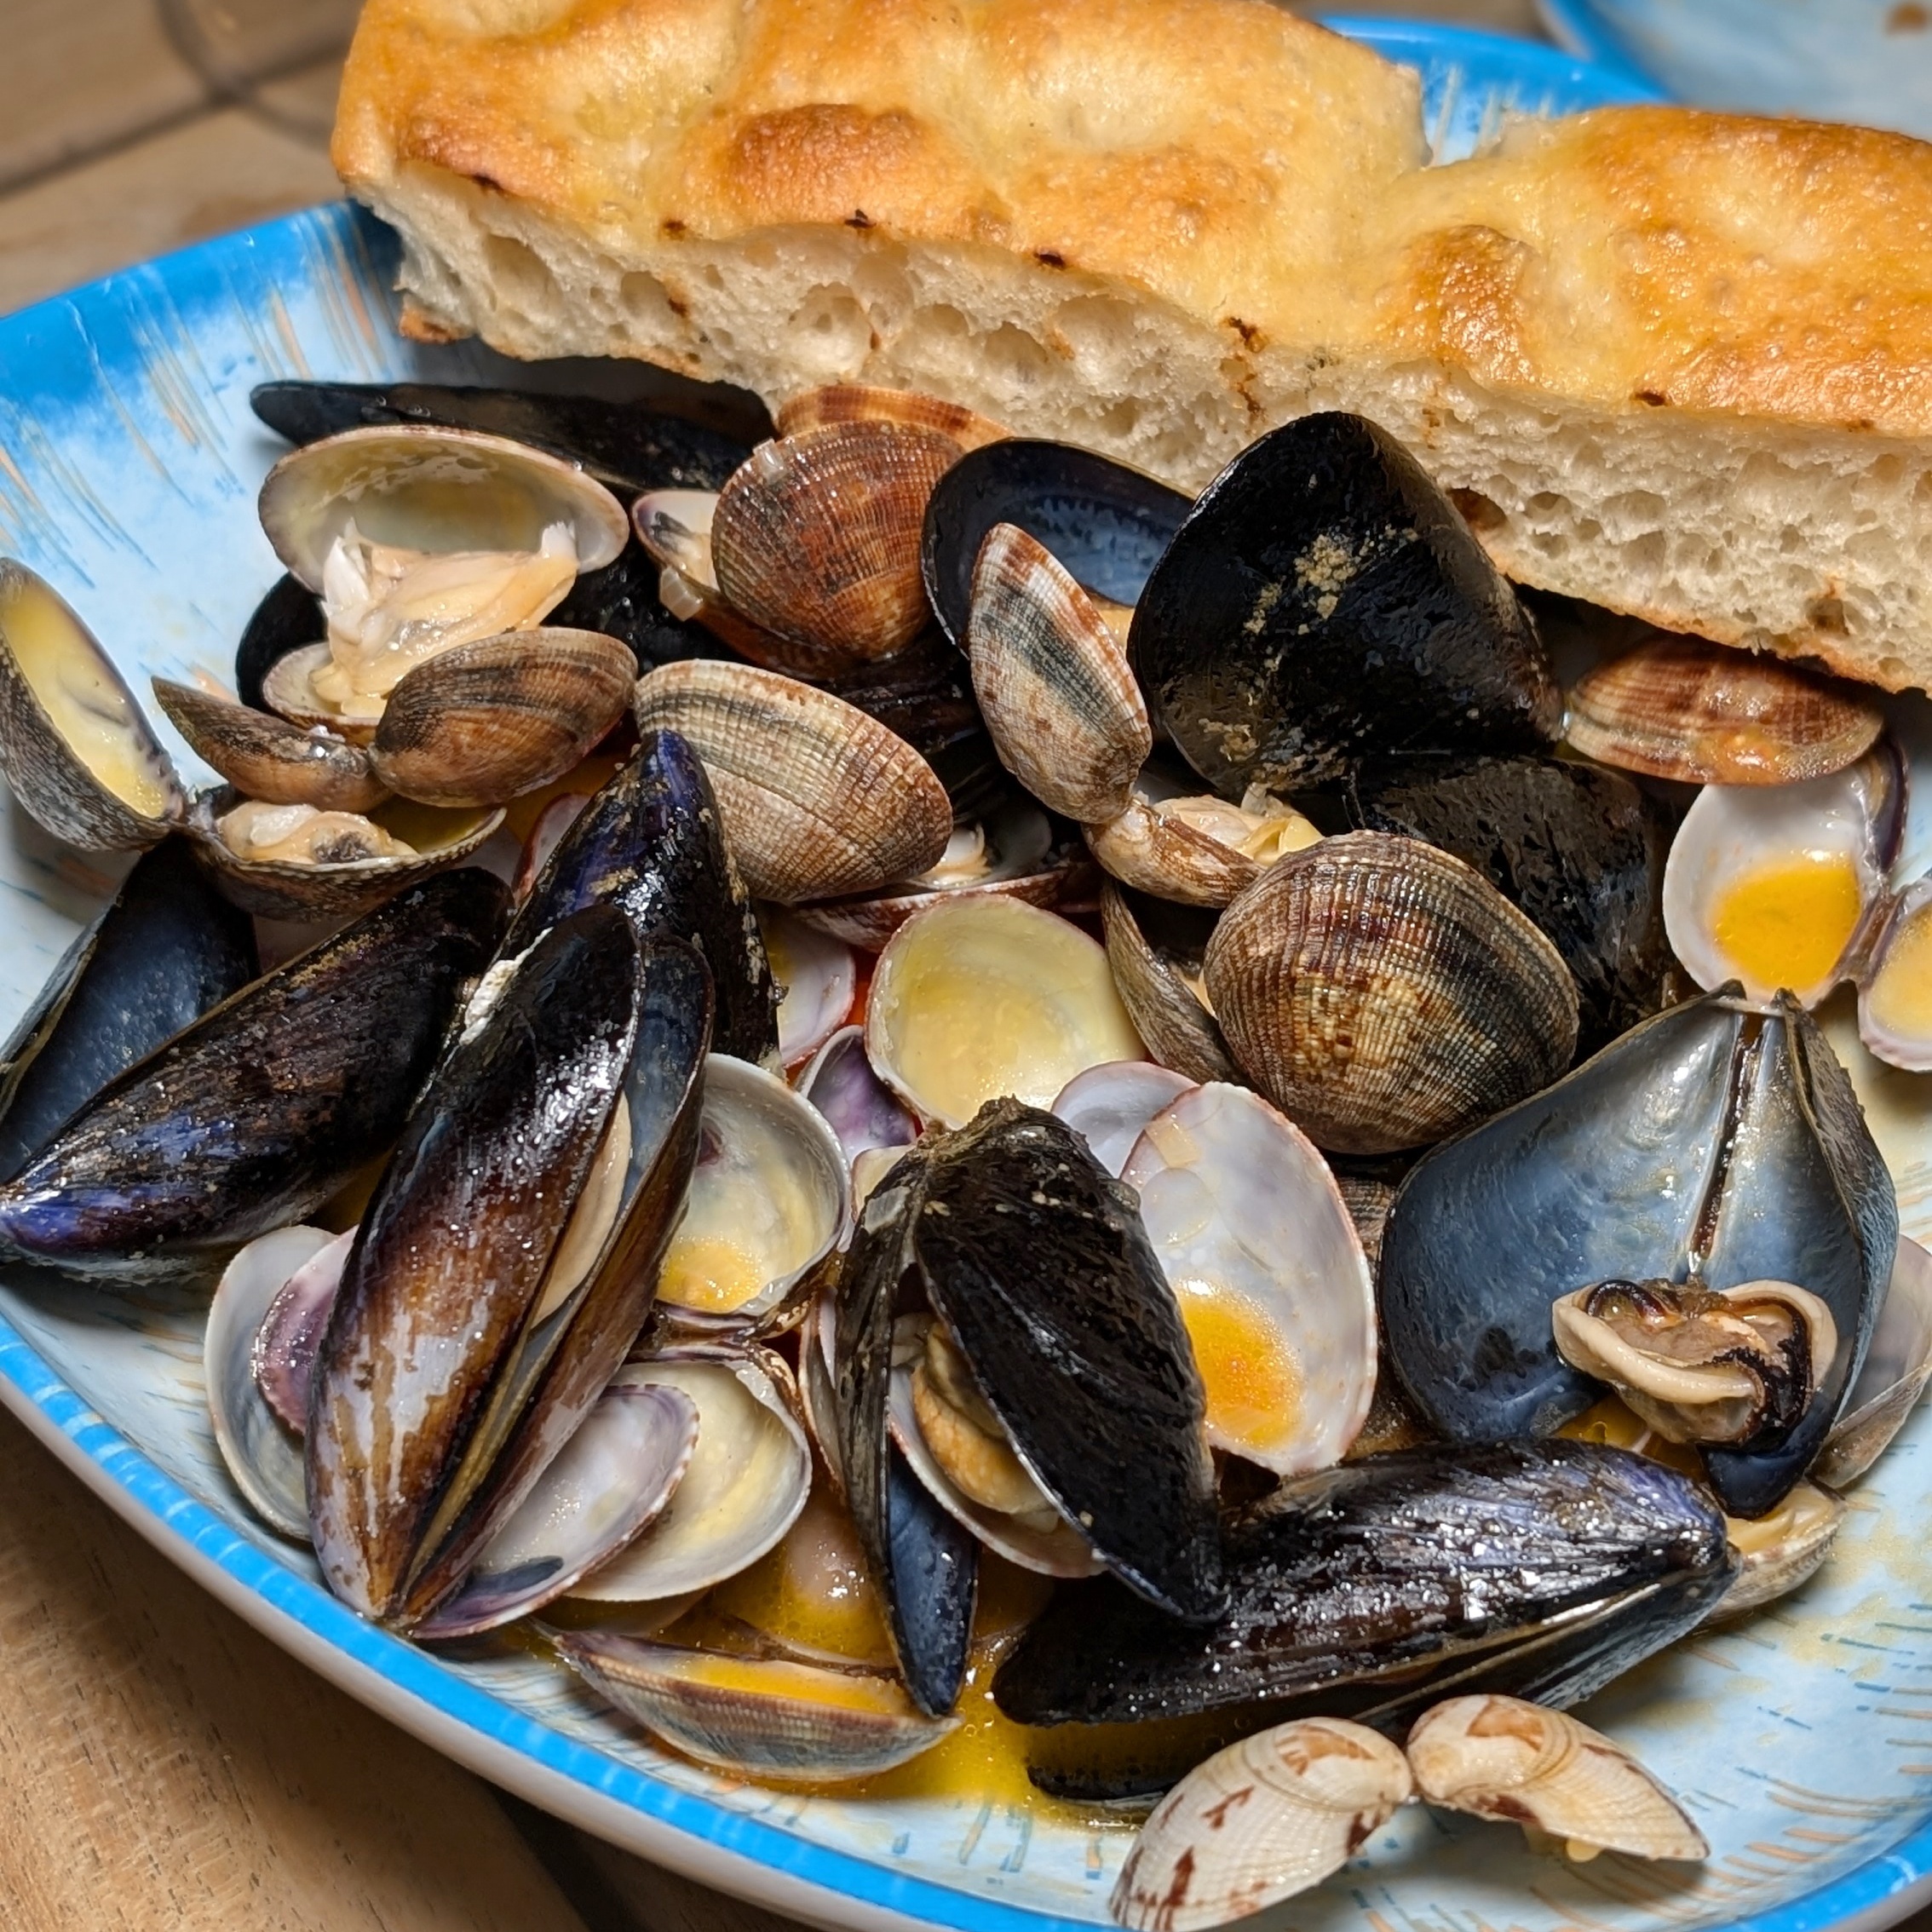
[
  {"left": 650, "top": 1055, "right": 848, "bottom": 1335},
  {"left": 1121, "top": 1083, "right": 1377, "bottom": 1475},
  {"left": 0, "top": 561, "right": 185, "bottom": 848},
  {"left": 308, "top": 917, "right": 712, "bottom": 1625},
  {"left": 1098, "top": 883, "right": 1237, "bottom": 1086},
  {"left": 0, "top": 867, "right": 505, "bottom": 1281},
  {"left": 1711, "top": 1481, "right": 1846, "bottom": 1621},
  {"left": 867, "top": 895, "right": 1144, "bottom": 1128},
  {"left": 634, "top": 661, "right": 953, "bottom": 903},
  {"left": 922, "top": 441, "right": 1190, "bottom": 650},
  {"left": 1051, "top": 1061, "right": 1194, "bottom": 1178},
  {"left": 1346, "top": 754, "right": 1671, "bottom": 1055},
  {"left": 994, "top": 1441, "right": 1735, "bottom": 1797},
  {"left": 508, "top": 729, "right": 779, "bottom": 1067},
  {"left": 711, "top": 423, "right": 961, "bottom": 665},
  {"left": 569, "top": 1347, "right": 812, "bottom": 1601},
  {"left": 1380, "top": 989, "right": 1897, "bottom": 1518},
  {"left": 187, "top": 787, "right": 504, "bottom": 921},
  {"left": 152, "top": 677, "right": 388, "bottom": 814},
  {"left": 365, "top": 627, "right": 633, "bottom": 808},
  {"left": 1085, "top": 770, "right": 1320, "bottom": 910},
  {"left": 1567, "top": 633, "right": 1883, "bottom": 786},
  {"left": 1817, "top": 1235, "right": 1932, "bottom": 1487},
  {"left": 1662, "top": 745, "right": 1900, "bottom": 1008},
  {"left": 553, "top": 1636, "right": 960, "bottom": 1781},
  {"left": 413, "top": 1380, "right": 700, "bottom": 1639},
  {"left": 1205, "top": 833, "right": 1579, "bottom": 1156},
  {"left": 966, "top": 523, "right": 1150, "bottom": 822},
  {"left": 258, "top": 425, "right": 629, "bottom": 593},
  {"left": 1130, "top": 413, "right": 1561, "bottom": 796},
  {"left": 0, "top": 837, "right": 256, "bottom": 1183},
  {"left": 206, "top": 1225, "right": 339, "bottom": 1539},
  {"left": 1406, "top": 1695, "right": 1708, "bottom": 1861},
  {"left": 775, "top": 384, "right": 1008, "bottom": 451},
  {"left": 1112, "top": 1719, "right": 1413, "bottom": 1932}
]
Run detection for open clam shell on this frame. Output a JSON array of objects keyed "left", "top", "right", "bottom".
[
  {"left": 1817, "top": 1234, "right": 1932, "bottom": 1487},
  {"left": 1051, "top": 1061, "right": 1194, "bottom": 1179},
  {"left": 552, "top": 1636, "right": 959, "bottom": 1781},
  {"left": 1098, "top": 883, "right": 1237, "bottom": 1086},
  {"left": 189, "top": 788, "right": 503, "bottom": 921},
  {"left": 253, "top": 1226, "right": 354, "bottom": 1431},
  {"left": 762, "top": 910, "right": 857, "bottom": 1067},
  {"left": 569, "top": 1346, "right": 812, "bottom": 1602},
  {"left": 1085, "top": 773, "right": 1320, "bottom": 908},
  {"left": 651, "top": 1055, "right": 848, "bottom": 1335},
  {"left": 634, "top": 661, "right": 953, "bottom": 903},
  {"left": 1859, "top": 879, "right": 1932, "bottom": 1070},
  {"left": 1711, "top": 1481, "right": 1846, "bottom": 1620},
  {"left": 152, "top": 677, "right": 388, "bottom": 814},
  {"left": 0, "top": 561, "right": 185, "bottom": 848},
  {"left": 867, "top": 895, "right": 1145, "bottom": 1128},
  {"left": 796, "top": 1027, "right": 919, "bottom": 1179},
  {"left": 1112, "top": 1719, "right": 1413, "bottom": 1931},
  {"left": 366, "top": 627, "right": 634, "bottom": 808}
]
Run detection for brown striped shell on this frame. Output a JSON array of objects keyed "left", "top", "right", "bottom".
[
  {"left": 1098, "top": 881, "right": 1235, "bottom": 1085},
  {"left": 774, "top": 384, "right": 1009, "bottom": 451},
  {"left": 152, "top": 677, "right": 390, "bottom": 814},
  {"left": 1085, "top": 782, "right": 1320, "bottom": 907},
  {"left": 1203, "top": 832, "right": 1578, "bottom": 1155},
  {"left": 633, "top": 660, "right": 952, "bottom": 903}
]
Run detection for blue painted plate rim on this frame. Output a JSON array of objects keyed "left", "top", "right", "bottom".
[{"left": 1, "top": 18, "right": 1922, "bottom": 1932}]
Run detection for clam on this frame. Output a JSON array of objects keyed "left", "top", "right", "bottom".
[
  {"left": 1566, "top": 634, "right": 1883, "bottom": 785},
  {"left": 235, "top": 572, "right": 325, "bottom": 712},
  {"left": 151, "top": 678, "right": 389, "bottom": 814},
  {"left": 966, "top": 523, "right": 1149, "bottom": 822},
  {"left": 922, "top": 441, "right": 1190, "bottom": 649},
  {"left": 1129, "top": 413, "right": 1561, "bottom": 796},
  {"left": 1098, "top": 883, "right": 1237, "bottom": 1085},
  {"left": 191, "top": 790, "right": 503, "bottom": 921},
  {"left": 993, "top": 1441, "right": 1735, "bottom": 1799},
  {"left": 1380, "top": 989, "right": 1897, "bottom": 1518},
  {"left": 1085, "top": 770, "right": 1320, "bottom": 909},
  {"left": 552, "top": 1637, "right": 959, "bottom": 1781},
  {"left": 257, "top": 425, "right": 627, "bottom": 730},
  {"left": 866, "top": 895, "right": 1145, "bottom": 1128},
  {"left": 507, "top": 731, "right": 779, "bottom": 1067},
  {"left": 0, "top": 867, "right": 505, "bottom": 1281},
  {"left": 308, "top": 915, "right": 711, "bottom": 1626},
  {"left": 1204, "top": 833, "right": 1579, "bottom": 1156},
  {"left": 710, "top": 423, "right": 960, "bottom": 664},
  {"left": 1711, "top": 1481, "right": 1846, "bottom": 1620},
  {"left": 569, "top": 1347, "right": 812, "bottom": 1602},
  {"left": 775, "top": 384, "right": 1008, "bottom": 452},
  {"left": 1552, "top": 1279, "right": 1837, "bottom": 1448},
  {"left": 253, "top": 1226, "right": 354, "bottom": 1431},
  {"left": 1111, "top": 1719, "right": 1412, "bottom": 1932},
  {"left": 796, "top": 1027, "right": 919, "bottom": 1178},
  {"left": 633, "top": 661, "right": 952, "bottom": 903},
  {"left": 0, "top": 561, "right": 185, "bottom": 848},
  {"left": 365, "top": 628, "right": 634, "bottom": 808},
  {"left": 792, "top": 798, "right": 1091, "bottom": 952},
  {"left": 651, "top": 1055, "right": 848, "bottom": 1334},
  {"left": 1406, "top": 1695, "right": 1707, "bottom": 1862},
  {"left": 1817, "top": 1234, "right": 1932, "bottom": 1487},
  {"left": 1051, "top": 1061, "right": 1195, "bottom": 1178},
  {"left": 761, "top": 910, "right": 856, "bottom": 1066},
  {"left": 0, "top": 837, "right": 256, "bottom": 1183},
  {"left": 1662, "top": 745, "right": 1900, "bottom": 1008},
  {"left": 1120, "top": 1083, "right": 1377, "bottom": 1475},
  {"left": 1859, "top": 881, "right": 1932, "bottom": 1070}
]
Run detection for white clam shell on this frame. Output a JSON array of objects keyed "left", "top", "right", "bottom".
[
  {"left": 1710, "top": 1481, "right": 1847, "bottom": 1622},
  {"left": 1817, "top": 1234, "right": 1932, "bottom": 1487},
  {"left": 1111, "top": 1718, "right": 1412, "bottom": 1931},
  {"left": 1406, "top": 1694, "right": 1708, "bottom": 1861},
  {"left": 762, "top": 908, "right": 857, "bottom": 1067},
  {"left": 1052, "top": 1061, "right": 1195, "bottom": 1178}
]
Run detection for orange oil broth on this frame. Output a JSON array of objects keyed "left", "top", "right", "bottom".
[
  {"left": 1710, "top": 851, "right": 1862, "bottom": 995},
  {"left": 1175, "top": 1279, "right": 1301, "bottom": 1459},
  {"left": 1866, "top": 903, "right": 1932, "bottom": 1040},
  {"left": 1556, "top": 1395, "right": 1703, "bottom": 1477},
  {"left": 497, "top": 751, "right": 624, "bottom": 844}
]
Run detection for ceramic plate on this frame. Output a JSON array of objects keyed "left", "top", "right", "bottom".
[{"left": 5, "top": 22, "right": 1932, "bottom": 1932}]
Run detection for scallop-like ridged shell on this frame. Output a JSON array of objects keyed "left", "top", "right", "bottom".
[
  {"left": 775, "top": 384, "right": 1009, "bottom": 451},
  {"left": 633, "top": 661, "right": 952, "bottom": 902},
  {"left": 1112, "top": 1719, "right": 1412, "bottom": 1931},
  {"left": 1567, "top": 635, "right": 1883, "bottom": 786},
  {"left": 710, "top": 423, "right": 959, "bottom": 664},
  {"left": 0, "top": 561, "right": 183, "bottom": 848},
  {"left": 1406, "top": 1695, "right": 1707, "bottom": 1860},
  {"left": 152, "top": 677, "right": 388, "bottom": 813},
  {"left": 967, "top": 524, "right": 1150, "bottom": 821},
  {"left": 1204, "top": 832, "right": 1578, "bottom": 1155},
  {"left": 367, "top": 628, "right": 634, "bottom": 808},
  {"left": 1099, "top": 882, "right": 1236, "bottom": 1085}
]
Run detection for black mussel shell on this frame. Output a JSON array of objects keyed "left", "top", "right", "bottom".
[
  {"left": 507, "top": 730, "right": 779, "bottom": 1066},
  {"left": 1380, "top": 990, "right": 1896, "bottom": 1516},
  {"left": 993, "top": 1440, "right": 1735, "bottom": 1794},
  {"left": 235, "top": 572, "right": 324, "bottom": 712},
  {"left": 1130, "top": 413, "right": 1562, "bottom": 796},
  {"left": 921, "top": 442, "right": 1189, "bottom": 649},
  {"left": 0, "top": 838, "right": 257, "bottom": 1183},
  {"left": 0, "top": 868, "right": 506, "bottom": 1279},
  {"left": 825, "top": 630, "right": 1006, "bottom": 819},
  {"left": 250, "top": 380, "right": 764, "bottom": 495},
  {"left": 1343, "top": 754, "right": 1672, "bottom": 1054}
]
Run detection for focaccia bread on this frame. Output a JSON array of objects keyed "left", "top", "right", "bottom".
[{"left": 332, "top": 0, "right": 1932, "bottom": 690}]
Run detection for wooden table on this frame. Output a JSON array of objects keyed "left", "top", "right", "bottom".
[{"left": 1, "top": 5, "right": 1870, "bottom": 1932}]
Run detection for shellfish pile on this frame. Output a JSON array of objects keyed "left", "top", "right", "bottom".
[{"left": 1, "top": 371, "right": 1928, "bottom": 1923}]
